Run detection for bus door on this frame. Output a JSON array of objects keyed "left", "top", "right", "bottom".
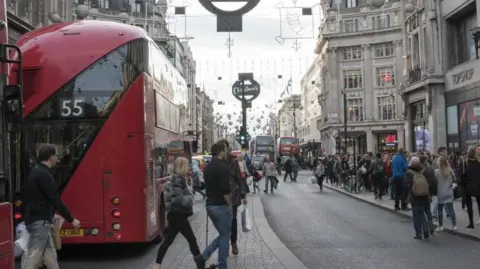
[
  {"left": 0, "top": 42, "right": 25, "bottom": 269},
  {"left": 2, "top": 44, "right": 27, "bottom": 229}
]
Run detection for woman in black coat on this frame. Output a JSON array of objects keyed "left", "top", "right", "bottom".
[{"left": 461, "top": 146, "right": 480, "bottom": 229}]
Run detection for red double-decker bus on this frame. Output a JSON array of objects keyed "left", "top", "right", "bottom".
[
  {"left": 276, "top": 136, "right": 300, "bottom": 156},
  {"left": 12, "top": 20, "right": 189, "bottom": 244}
]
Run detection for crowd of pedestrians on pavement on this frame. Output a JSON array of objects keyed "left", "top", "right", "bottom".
[{"left": 312, "top": 144, "right": 480, "bottom": 240}]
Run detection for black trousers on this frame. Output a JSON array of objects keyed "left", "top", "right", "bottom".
[
  {"left": 231, "top": 205, "right": 238, "bottom": 245},
  {"left": 315, "top": 175, "right": 324, "bottom": 190},
  {"left": 394, "top": 179, "right": 407, "bottom": 209},
  {"left": 284, "top": 171, "right": 293, "bottom": 181},
  {"left": 465, "top": 194, "right": 480, "bottom": 225},
  {"left": 372, "top": 173, "right": 384, "bottom": 197},
  {"left": 156, "top": 212, "right": 200, "bottom": 264}
]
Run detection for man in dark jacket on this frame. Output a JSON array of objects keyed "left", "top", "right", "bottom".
[
  {"left": 283, "top": 155, "right": 294, "bottom": 182},
  {"left": 403, "top": 156, "right": 436, "bottom": 240},
  {"left": 369, "top": 153, "right": 385, "bottom": 199},
  {"left": 217, "top": 139, "right": 246, "bottom": 256},
  {"left": 23, "top": 144, "right": 80, "bottom": 269}
]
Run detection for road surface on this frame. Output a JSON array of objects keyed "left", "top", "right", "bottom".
[{"left": 261, "top": 173, "right": 480, "bottom": 269}]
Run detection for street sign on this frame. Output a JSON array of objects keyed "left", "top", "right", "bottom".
[{"left": 231, "top": 79, "right": 261, "bottom": 102}]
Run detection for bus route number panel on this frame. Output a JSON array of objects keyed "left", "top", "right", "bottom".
[{"left": 59, "top": 98, "right": 86, "bottom": 118}]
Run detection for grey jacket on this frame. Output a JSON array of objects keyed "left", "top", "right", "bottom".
[
  {"left": 434, "top": 168, "right": 455, "bottom": 204},
  {"left": 164, "top": 174, "right": 194, "bottom": 216},
  {"left": 263, "top": 161, "right": 276, "bottom": 177}
]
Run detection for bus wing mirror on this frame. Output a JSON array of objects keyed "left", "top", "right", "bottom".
[{"left": 4, "top": 85, "right": 23, "bottom": 124}]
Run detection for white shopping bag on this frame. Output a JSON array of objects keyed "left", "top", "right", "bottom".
[
  {"left": 15, "top": 222, "right": 29, "bottom": 253},
  {"left": 246, "top": 176, "right": 253, "bottom": 186},
  {"left": 241, "top": 205, "right": 252, "bottom": 233},
  {"left": 309, "top": 176, "right": 317, "bottom": 184}
]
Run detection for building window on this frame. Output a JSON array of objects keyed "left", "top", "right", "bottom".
[
  {"left": 343, "top": 46, "right": 362, "bottom": 60},
  {"left": 343, "top": 69, "right": 362, "bottom": 89},
  {"left": 347, "top": 98, "right": 364, "bottom": 122},
  {"left": 130, "top": 2, "right": 141, "bottom": 13},
  {"left": 343, "top": 19, "right": 358, "bottom": 33},
  {"left": 372, "top": 15, "right": 391, "bottom": 29},
  {"left": 346, "top": 0, "right": 357, "bottom": 8},
  {"left": 446, "top": 11, "right": 477, "bottom": 68},
  {"left": 374, "top": 42, "right": 394, "bottom": 57},
  {"left": 376, "top": 66, "right": 395, "bottom": 87},
  {"left": 377, "top": 96, "right": 396, "bottom": 120},
  {"left": 99, "top": 0, "right": 109, "bottom": 8}
]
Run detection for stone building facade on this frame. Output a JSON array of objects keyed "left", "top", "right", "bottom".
[{"left": 316, "top": 0, "right": 405, "bottom": 155}]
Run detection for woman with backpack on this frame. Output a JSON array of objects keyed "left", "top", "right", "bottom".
[
  {"left": 403, "top": 156, "right": 436, "bottom": 240},
  {"left": 155, "top": 157, "right": 205, "bottom": 269},
  {"left": 434, "top": 156, "right": 457, "bottom": 231}
]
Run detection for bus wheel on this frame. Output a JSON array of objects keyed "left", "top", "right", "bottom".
[{"left": 153, "top": 194, "right": 166, "bottom": 244}]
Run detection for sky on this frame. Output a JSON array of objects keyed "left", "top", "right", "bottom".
[{"left": 165, "top": 0, "right": 324, "bottom": 135}]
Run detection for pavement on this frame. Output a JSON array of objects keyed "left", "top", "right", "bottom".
[
  {"left": 319, "top": 172, "right": 480, "bottom": 241},
  {"left": 157, "top": 194, "right": 307, "bottom": 269},
  {"left": 261, "top": 171, "right": 480, "bottom": 269}
]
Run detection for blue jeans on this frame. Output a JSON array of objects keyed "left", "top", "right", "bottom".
[
  {"left": 438, "top": 203, "right": 456, "bottom": 226},
  {"left": 23, "top": 220, "right": 59, "bottom": 269},
  {"left": 202, "top": 205, "right": 232, "bottom": 269},
  {"left": 412, "top": 204, "right": 430, "bottom": 236},
  {"left": 432, "top": 196, "right": 448, "bottom": 218}
]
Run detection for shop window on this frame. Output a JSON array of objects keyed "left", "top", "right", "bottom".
[
  {"left": 446, "top": 105, "right": 459, "bottom": 135},
  {"left": 413, "top": 123, "right": 430, "bottom": 153},
  {"left": 458, "top": 99, "right": 480, "bottom": 152}
]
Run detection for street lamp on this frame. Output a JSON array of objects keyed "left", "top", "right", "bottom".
[{"left": 342, "top": 89, "right": 348, "bottom": 154}]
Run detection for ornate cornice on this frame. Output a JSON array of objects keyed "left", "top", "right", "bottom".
[{"left": 7, "top": 11, "right": 34, "bottom": 34}]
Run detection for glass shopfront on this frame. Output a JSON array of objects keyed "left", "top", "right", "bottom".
[
  {"left": 377, "top": 133, "right": 398, "bottom": 153},
  {"left": 410, "top": 101, "right": 430, "bottom": 152},
  {"left": 453, "top": 99, "right": 480, "bottom": 152}
]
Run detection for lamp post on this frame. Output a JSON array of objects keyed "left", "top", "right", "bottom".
[{"left": 342, "top": 89, "right": 348, "bottom": 154}]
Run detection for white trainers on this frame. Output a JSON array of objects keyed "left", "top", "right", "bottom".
[
  {"left": 452, "top": 226, "right": 458, "bottom": 230},
  {"left": 436, "top": 226, "right": 444, "bottom": 231}
]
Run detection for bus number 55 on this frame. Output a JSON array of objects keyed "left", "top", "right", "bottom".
[{"left": 61, "top": 99, "right": 84, "bottom": 117}]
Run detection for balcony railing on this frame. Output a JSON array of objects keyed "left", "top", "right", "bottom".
[{"left": 407, "top": 66, "right": 422, "bottom": 84}]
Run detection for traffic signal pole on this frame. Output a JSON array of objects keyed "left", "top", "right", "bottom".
[
  {"left": 241, "top": 78, "right": 247, "bottom": 149},
  {"left": 232, "top": 73, "right": 260, "bottom": 150}
]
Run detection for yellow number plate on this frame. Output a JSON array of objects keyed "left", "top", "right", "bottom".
[{"left": 60, "top": 229, "right": 84, "bottom": 237}]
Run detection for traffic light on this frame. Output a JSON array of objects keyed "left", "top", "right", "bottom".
[{"left": 236, "top": 127, "right": 250, "bottom": 149}]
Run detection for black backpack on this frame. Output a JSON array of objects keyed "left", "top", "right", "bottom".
[{"left": 374, "top": 159, "right": 384, "bottom": 174}]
